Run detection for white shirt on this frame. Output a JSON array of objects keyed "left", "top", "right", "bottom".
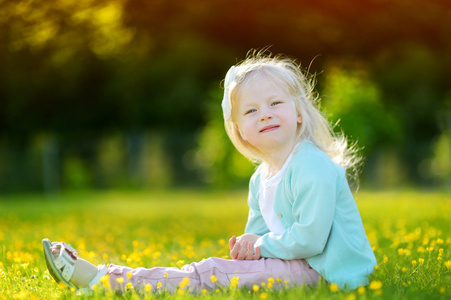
[{"left": 258, "top": 150, "right": 295, "bottom": 236}]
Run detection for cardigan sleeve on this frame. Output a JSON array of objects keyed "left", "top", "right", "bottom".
[{"left": 254, "top": 155, "right": 339, "bottom": 259}]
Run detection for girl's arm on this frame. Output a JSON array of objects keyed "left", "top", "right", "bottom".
[{"left": 254, "top": 159, "right": 341, "bottom": 260}]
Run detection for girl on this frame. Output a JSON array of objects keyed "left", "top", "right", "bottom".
[{"left": 42, "top": 52, "right": 376, "bottom": 294}]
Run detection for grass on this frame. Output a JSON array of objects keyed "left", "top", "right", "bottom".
[{"left": 0, "top": 189, "right": 449, "bottom": 299}]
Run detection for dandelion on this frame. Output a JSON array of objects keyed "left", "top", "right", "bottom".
[
  {"left": 268, "top": 277, "right": 275, "bottom": 284},
  {"left": 230, "top": 276, "right": 239, "bottom": 289},
  {"left": 164, "top": 272, "right": 168, "bottom": 278},
  {"left": 383, "top": 256, "right": 388, "bottom": 263},
  {"left": 329, "top": 283, "right": 339, "bottom": 292},
  {"left": 402, "top": 267, "right": 407, "bottom": 272},
  {"left": 127, "top": 272, "right": 133, "bottom": 280},
  {"left": 417, "top": 246, "right": 425, "bottom": 253},
  {"left": 145, "top": 284, "right": 152, "bottom": 292},
  {"left": 419, "top": 258, "right": 425, "bottom": 264},
  {"left": 374, "top": 265, "right": 379, "bottom": 270},
  {"left": 100, "top": 275, "right": 110, "bottom": 287},
  {"left": 70, "top": 287, "right": 77, "bottom": 293},
  {"left": 357, "top": 286, "right": 366, "bottom": 294},
  {"left": 440, "top": 286, "right": 446, "bottom": 294},
  {"left": 267, "top": 282, "right": 273, "bottom": 289},
  {"left": 92, "top": 284, "right": 97, "bottom": 291},
  {"left": 369, "top": 280, "right": 382, "bottom": 290},
  {"left": 261, "top": 282, "right": 266, "bottom": 287},
  {"left": 444, "top": 260, "right": 451, "bottom": 269},
  {"left": 179, "top": 277, "right": 190, "bottom": 288},
  {"left": 437, "top": 238, "right": 444, "bottom": 245},
  {"left": 276, "top": 278, "right": 282, "bottom": 283},
  {"left": 157, "top": 282, "right": 162, "bottom": 289},
  {"left": 412, "top": 260, "right": 417, "bottom": 266},
  {"left": 177, "top": 260, "right": 185, "bottom": 267},
  {"left": 210, "top": 275, "right": 217, "bottom": 283},
  {"left": 201, "top": 289, "right": 207, "bottom": 294},
  {"left": 177, "top": 289, "right": 185, "bottom": 295},
  {"left": 253, "top": 284, "right": 260, "bottom": 292},
  {"left": 116, "top": 277, "right": 124, "bottom": 284},
  {"left": 260, "top": 292, "right": 268, "bottom": 299},
  {"left": 346, "top": 294, "right": 357, "bottom": 300}
]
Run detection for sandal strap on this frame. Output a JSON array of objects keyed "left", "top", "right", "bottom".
[{"left": 53, "top": 242, "right": 78, "bottom": 281}]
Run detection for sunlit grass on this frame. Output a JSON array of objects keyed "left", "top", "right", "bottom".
[{"left": 0, "top": 189, "right": 449, "bottom": 299}]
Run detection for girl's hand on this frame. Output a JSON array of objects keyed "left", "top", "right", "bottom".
[{"left": 228, "top": 235, "right": 261, "bottom": 260}]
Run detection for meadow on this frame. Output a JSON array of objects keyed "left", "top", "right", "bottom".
[{"left": 0, "top": 189, "right": 449, "bottom": 299}]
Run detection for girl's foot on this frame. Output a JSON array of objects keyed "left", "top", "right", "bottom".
[{"left": 42, "top": 238, "right": 108, "bottom": 291}]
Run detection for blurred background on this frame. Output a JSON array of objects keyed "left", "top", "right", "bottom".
[{"left": 0, "top": 0, "right": 450, "bottom": 194}]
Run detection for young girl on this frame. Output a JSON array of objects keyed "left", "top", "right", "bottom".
[{"left": 42, "top": 52, "right": 376, "bottom": 294}]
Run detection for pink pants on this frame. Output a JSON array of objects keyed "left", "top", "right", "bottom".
[{"left": 108, "top": 257, "right": 320, "bottom": 294}]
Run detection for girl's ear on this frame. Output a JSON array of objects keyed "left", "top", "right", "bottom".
[
  {"left": 235, "top": 123, "right": 246, "bottom": 141},
  {"left": 297, "top": 112, "right": 302, "bottom": 124}
]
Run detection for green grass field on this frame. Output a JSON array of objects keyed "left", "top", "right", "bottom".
[{"left": 0, "top": 189, "right": 450, "bottom": 299}]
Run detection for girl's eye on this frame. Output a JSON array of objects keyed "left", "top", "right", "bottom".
[
  {"left": 271, "top": 101, "right": 283, "bottom": 106},
  {"left": 245, "top": 109, "right": 256, "bottom": 115}
]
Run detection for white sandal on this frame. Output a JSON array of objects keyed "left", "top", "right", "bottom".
[{"left": 42, "top": 238, "right": 109, "bottom": 293}]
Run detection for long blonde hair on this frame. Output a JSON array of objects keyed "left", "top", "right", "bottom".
[{"left": 222, "top": 50, "right": 362, "bottom": 181}]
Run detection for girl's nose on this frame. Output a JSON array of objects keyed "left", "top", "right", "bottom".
[{"left": 260, "top": 107, "right": 273, "bottom": 121}]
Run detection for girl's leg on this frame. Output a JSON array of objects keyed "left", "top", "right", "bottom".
[{"left": 108, "top": 257, "right": 320, "bottom": 293}]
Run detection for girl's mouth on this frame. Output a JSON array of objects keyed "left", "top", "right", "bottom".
[{"left": 260, "top": 125, "right": 280, "bottom": 133}]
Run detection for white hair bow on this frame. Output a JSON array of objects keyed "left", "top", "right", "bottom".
[{"left": 222, "top": 66, "right": 237, "bottom": 121}]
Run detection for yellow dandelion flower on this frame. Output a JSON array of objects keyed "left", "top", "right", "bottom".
[
  {"left": 126, "top": 282, "right": 133, "bottom": 289},
  {"left": 215, "top": 289, "right": 220, "bottom": 293},
  {"left": 210, "top": 275, "right": 217, "bottom": 283},
  {"left": 346, "top": 293, "right": 356, "bottom": 300},
  {"left": 230, "top": 276, "right": 239, "bottom": 289},
  {"left": 284, "top": 280, "right": 288, "bottom": 285},
  {"left": 253, "top": 284, "right": 260, "bottom": 292},
  {"left": 127, "top": 272, "right": 133, "bottom": 280},
  {"left": 177, "top": 260, "right": 185, "bottom": 267},
  {"left": 201, "top": 289, "right": 207, "bottom": 294},
  {"left": 218, "top": 239, "right": 226, "bottom": 246},
  {"left": 369, "top": 280, "right": 382, "bottom": 290},
  {"left": 437, "top": 238, "right": 444, "bottom": 245},
  {"left": 268, "top": 277, "right": 275, "bottom": 284},
  {"left": 179, "top": 277, "right": 190, "bottom": 288},
  {"left": 164, "top": 272, "right": 168, "bottom": 278},
  {"left": 417, "top": 246, "right": 425, "bottom": 253},
  {"left": 92, "top": 284, "right": 97, "bottom": 291},
  {"left": 439, "top": 248, "right": 444, "bottom": 254},
  {"left": 103, "top": 253, "right": 108, "bottom": 260},
  {"left": 440, "top": 286, "right": 445, "bottom": 294},
  {"left": 397, "top": 248, "right": 404, "bottom": 255},
  {"left": 177, "top": 289, "right": 185, "bottom": 295},
  {"left": 70, "top": 287, "right": 77, "bottom": 293},
  {"left": 329, "top": 283, "right": 339, "bottom": 292},
  {"left": 276, "top": 278, "right": 282, "bottom": 283},
  {"left": 157, "top": 282, "right": 162, "bottom": 288},
  {"left": 145, "top": 283, "right": 152, "bottom": 292},
  {"left": 383, "top": 256, "right": 388, "bottom": 263},
  {"left": 402, "top": 267, "right": 407, "bottom": 272},
  {"left": 116, "top": 277, "right": 124, "bottom": 284},
  {"left": 412, "top": 260, "right": 417, "bottom": 266},
  {"left": 419, "top": 258, "right": 425, "bottom": 264},
  {"left": 374, "top": 265, "right": 379, "bottom": 270},
  {"left": 260, "top": 292, "right": 268, "bottom": 299},
  {"left": 426, "top": 247, "right": 434, "bottom": 252},
  {"left": 261, "top": 282, "right": 266, "bottom": 287},
  {"left": 444, "top": 260, "right": 451, "bottom": 269},
  {"left": 357, "top": 286, "right": 366, "bottom": 294},
  {"left": 267, "top": 282, "right": 273, "bottom": 289}
]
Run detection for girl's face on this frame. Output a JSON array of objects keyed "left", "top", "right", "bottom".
[{"left": 235, "top": 73, "right": 302, "bottom": 158}]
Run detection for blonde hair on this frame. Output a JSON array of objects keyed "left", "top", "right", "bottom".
[{"left": 222, "top": 51, "right": 362, "bottom": 180}]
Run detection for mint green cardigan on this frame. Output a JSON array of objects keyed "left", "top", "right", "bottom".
[{"left": 247, "top": 141, "right": 376, "bottom": 290}]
